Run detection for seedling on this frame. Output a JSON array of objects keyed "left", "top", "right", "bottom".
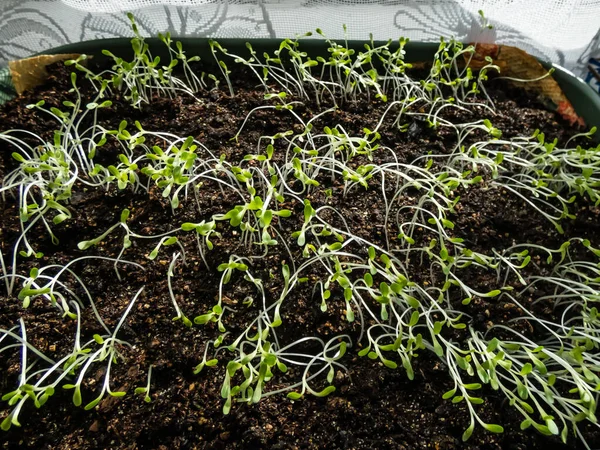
[{"left": 134, "top": 365, "right": 154, "bottom": 403}]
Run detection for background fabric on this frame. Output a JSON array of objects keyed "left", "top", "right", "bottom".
[{"left": 0, "top": 0, "right": 599, "bottom": 78}]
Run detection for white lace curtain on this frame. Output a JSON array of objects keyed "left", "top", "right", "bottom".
[{"left": 0, "top": 0, "right": 599, "bottom": 79}]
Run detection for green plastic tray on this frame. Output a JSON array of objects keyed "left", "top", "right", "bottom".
[{"left": 1, "top": 38, "right": 599, "bottom": 134}]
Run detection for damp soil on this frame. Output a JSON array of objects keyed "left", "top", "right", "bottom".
[{"left": 0, "top": 61, "right": 599, "bottom": 450}]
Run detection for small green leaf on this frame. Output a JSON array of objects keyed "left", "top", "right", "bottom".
[
  {"left": 73, "top": 387, "right": 82, "bottom": 406},
  {"left": 358, "top": 347, "right": 370, "bottom": 357},
  {"left": 327, "top": 366, "right": 335, "bottom": 383},
  {"left": 223, "top": 396, "right": 232, "bottom": 415},
  {"left": 462, "top": 423, "right": 474, "bottom": 441},
  {"left": 368, "top": 247, "right": 376, "bottom": 260},
  {"left": 181, "top": 222, "right": 197, "bottom": 231},
  {"left": 84, "top": 397, "right": 101, "bottom": 410},
  {"left": 484, "top": 423, "right": 504, "bottom": 434},
  {"left": 484, "top": 289, "right": 501, "bottom": 297},
  {"left": 520, "top": 363, "right": 533, "bottom": 376},
  {"left": 164, "top": 237, "right": 178, "bottom": 246},
  {"left": 546, "top": 419, "right": 559, "bottom": 435},
  {"left": 1, "top": 415, "right": 12, "bottom": 431},
  {"left": 1, "top": 391, "right": 19, "bottom": 402},
  {"left": 287, "top": 392, "right": 303, "bottom": 400},
  {"left": 77, "top": 240, "right": 95, "bottom": 250},
  {"left": 408, "top": 310, "right": 420, "bottom": 327},
  {"left": 194, "top": 313, "right": 214, "bottom": 325},
  {"left": 520, "top": 419, "right": 532, "bottom": 430},
  {"left": 383, "top": 359, "right": 398, "bottom": 369},
  {"left": 12, "top": 152, "right": 25, "bottom": 163},
  {"left": 442, "top": 388, "right": 456, "bottom": 399},
  {"left": 314, "top": 386, "right": 336, "bottom": 397},
  {"left": 344, "top": 288, "right": 352, "bottom": 301},
  {"left": 486, "top": 338, "right": 499, "bottom": 352}
]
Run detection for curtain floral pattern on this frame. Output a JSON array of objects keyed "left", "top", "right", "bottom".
[{"left": 0, "top": 0, "right": 598, "bottom": 79}]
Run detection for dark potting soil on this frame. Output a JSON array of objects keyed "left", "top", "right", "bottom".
[{"left": 0, "top": 61, "right": 599, "bottom": 450}]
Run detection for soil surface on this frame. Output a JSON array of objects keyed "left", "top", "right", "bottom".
[{"left": 0, "top": 57, "right": 599, "bottom": 450}]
